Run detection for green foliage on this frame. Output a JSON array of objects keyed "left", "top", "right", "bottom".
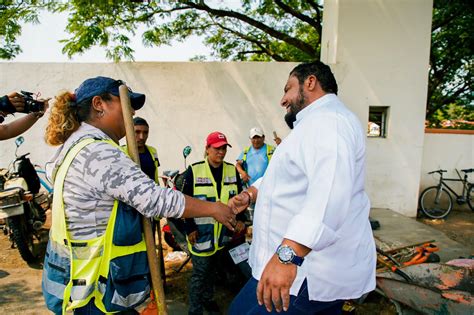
[
  {"left": 427, "top": 0, "right": 473, "bottom": 126},
  {"left": 0, "top": 1, "right": 472, "bottom": 128},
  {"left": 0, "top": 0, "right": 42, "bottom": 59},
  {"left": 427, "top": 103, "right": 474, "bottom": 130}
]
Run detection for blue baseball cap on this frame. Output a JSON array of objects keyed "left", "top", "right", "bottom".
[{"left": 74, "top": 76, "right": 145, "bottom": 110}]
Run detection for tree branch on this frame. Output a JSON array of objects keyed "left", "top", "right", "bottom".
[
  {"left": 183, "top": 1, "right": 317, "bottom": 56},
  {"left": 216, "top": 23, "right": 285, "bottom": 61},
  {"left": 427, "top": 82, "right": 470, "bottom": 116},
  {"left": 274, "top": 0, "right": 320, "bottom": 35}
]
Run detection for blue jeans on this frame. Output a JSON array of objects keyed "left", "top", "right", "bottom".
[{"left": 228, "top": 278, "right": 344, "bottom": 315}]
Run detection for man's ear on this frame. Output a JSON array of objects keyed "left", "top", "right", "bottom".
[
  {"left": 306, "top": 75, "right": 318, "bottom": 91},
  {"left": 91, "top": 95, "right": 103, "bottom": 112}
]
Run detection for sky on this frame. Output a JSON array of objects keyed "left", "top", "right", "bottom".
[{"left": 11, "top": 10, "right": 212, "bottom": 63}]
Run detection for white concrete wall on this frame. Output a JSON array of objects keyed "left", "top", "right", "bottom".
[
  {"left": 0, "top": 62, "right": 294, "bottom": 175},
  {"left": 321, "top": 0, "right": 433, "bottom": 216},
  {"left": 420, "top": 133, "right": 474, "bottom": 208}
]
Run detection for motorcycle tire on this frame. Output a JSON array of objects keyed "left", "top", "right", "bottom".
[{"left": 7, "top": 216, "right": 36, "bottom": 262}]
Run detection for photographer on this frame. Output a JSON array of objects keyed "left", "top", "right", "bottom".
[{"left": 0, "top": 91, "right": 49, "bottom": 140}]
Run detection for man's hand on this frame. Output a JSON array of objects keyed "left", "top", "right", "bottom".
[
  {"left": 187, "top": 231, "right": 198, "bottom": 244},
  {"left": 211, "top": 201, "right": 236, "bottom": 231},
  {"left": 274, "top": 136, "right": 282, "bottom": 145},
  {"left": 240, "top": 171, "right": 251, "bottom": 183},
  {"left": 7, "top": 92, "right": 25, "bottom": 112},
  {"left": 257, "top": 255, "right": 297, "bottom": 312},
  {"left": 228, "top": 192, "right": 250, "bottom": 214},
  {"left": 33, "top": 98, "right": 50, "bottom": 118}
]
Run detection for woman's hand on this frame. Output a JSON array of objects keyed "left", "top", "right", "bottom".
[{"left": 211, "top": 201, "right": 237, "bottom": 231}]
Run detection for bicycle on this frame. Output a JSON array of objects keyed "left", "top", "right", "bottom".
[
  {"left": 34, "top": 165, "right": 53, "bottom": 194},
  {"left": 419, "top": 168, "right": 474, "bottom": 219},
  {"left": 34, "top": 165, "right": 53, "bottom": 211}
]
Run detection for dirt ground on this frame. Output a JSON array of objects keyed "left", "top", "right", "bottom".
[{"left": 0, "top": 208, "right": 472, "bottom": 314}]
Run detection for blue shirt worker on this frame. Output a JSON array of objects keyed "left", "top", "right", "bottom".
[{"left": 236, "top": 127, "right": 275, "bottom": 187}]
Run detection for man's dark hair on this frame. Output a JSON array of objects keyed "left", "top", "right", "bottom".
[
  {"left": 133, "top": 116, "right": 149, "bottom": 127},
  {"left": 290, "top": 61, "right": 338, "bottom": 95}
]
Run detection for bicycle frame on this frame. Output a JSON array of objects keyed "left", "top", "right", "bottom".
[
  {"left": 436, "top": 171, "right": 469, "bottom": 201},
  {"left": 35, "top": 168, "right": 53, "bottom": 194}
]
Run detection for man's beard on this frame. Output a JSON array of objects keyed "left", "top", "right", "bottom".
[{"left": 284, "top": 88, "right": 305, "bottom": 129}]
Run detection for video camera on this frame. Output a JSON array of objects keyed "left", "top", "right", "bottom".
[{"left": 19, "top": 91, "right": 46, "bottom": 113}]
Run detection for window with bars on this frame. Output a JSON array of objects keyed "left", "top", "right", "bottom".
[{"left": 368, "top": 106, "right": 389, "bottom": 138}]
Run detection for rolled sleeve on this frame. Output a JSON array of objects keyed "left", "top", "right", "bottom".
[
  {"left": 251, "top": 177, "right": 263, "bottom": 190},
  {"left": 285, "top": 216, "right": 340, "bottom": 251}
]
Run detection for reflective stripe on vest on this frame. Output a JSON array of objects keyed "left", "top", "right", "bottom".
[
  {"left": 42, "top": 138, "right": 149, "bottom": 314},
  {"left": 187, "top": 159, "right": 238, "bottom": 256},
  {"left": 242, "top": 144, "right": 275, "bottom": 165}
]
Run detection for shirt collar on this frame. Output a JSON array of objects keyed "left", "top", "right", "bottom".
[{"left": 294, "top": 94, "right": 337, "bottom": 127}]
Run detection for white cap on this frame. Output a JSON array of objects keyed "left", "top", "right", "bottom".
[{"left": 249, "top": 127, "right": 264, "bottom": 138}]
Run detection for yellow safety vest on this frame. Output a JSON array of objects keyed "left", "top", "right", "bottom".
[
  {"left": 146, "top": 145, "right": 160, "bottom": 184},
  {"left": 42, "top": 138, "right": 149, "bottom": 314},
  {"left": 187, "top": 159, "right": 238, "bottom": 256}
]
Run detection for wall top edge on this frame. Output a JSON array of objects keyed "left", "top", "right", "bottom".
[
  {"left": 425, "top": 128, "right": 474, "bottom": 135},
  {"left": 0, "top": 61, "right": 299, "bottom": 65}
]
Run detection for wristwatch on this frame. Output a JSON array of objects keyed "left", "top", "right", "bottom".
[{"left": 276, "top": 245, "right": 304, "bottom": 266}]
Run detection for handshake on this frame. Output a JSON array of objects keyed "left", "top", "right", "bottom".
[
  {"left": 207, "top": 190, "right": 254, "bottom": 231},
  {"left": 190, "top": 190, "right": 254, "bottom": 243},
  {"left": 228, "top": 190, "right": 253, "bottom": 215}
]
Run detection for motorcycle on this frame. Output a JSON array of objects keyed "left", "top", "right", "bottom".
[
  {"left": 0, "top": 136, "right": 49, "bottom": 262},
  {"left": 160, "top": 146, "right": 192, "bottom": 254}
]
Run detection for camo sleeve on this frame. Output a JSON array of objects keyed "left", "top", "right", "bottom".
[{"left": 78, "top": 141, "right": 185, "bottom": 219}]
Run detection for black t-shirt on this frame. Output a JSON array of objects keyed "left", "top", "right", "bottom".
[{"left": 139, "top": 147, "right": 157, "bottom": 181}]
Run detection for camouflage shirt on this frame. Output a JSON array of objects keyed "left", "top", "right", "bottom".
[{"left": 46, "top": 123, "right": 185, "bottom": 240}]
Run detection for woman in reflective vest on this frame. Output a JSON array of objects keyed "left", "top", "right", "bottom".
[
  {"left": 182, "top": 131, "right": 247, "bottom": 315},
  {"left": 41, "top": 77, "right": 237, "bottom": 314}
]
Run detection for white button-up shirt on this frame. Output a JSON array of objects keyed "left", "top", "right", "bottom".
[{"left": 249, "top": 94, "right": 376, "bottom": 301}]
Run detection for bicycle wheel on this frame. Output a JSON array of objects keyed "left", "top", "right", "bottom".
[
  {"left": 419, "top": 186, "right": 453, "bottom": 219},
  {"left": 467, "top": 185, "right": 474, "bottom": 211}
]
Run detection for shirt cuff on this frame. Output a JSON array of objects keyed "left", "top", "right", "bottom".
[
  {"left": 284, "top": 214, "right": 340, "bottom": 251},
  {"left": 251, "top": 177, "right": 263, "bottom": 190}
]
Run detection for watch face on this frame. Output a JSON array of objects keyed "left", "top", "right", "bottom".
[{"left": 278, "top": 246, "right": 294, "bottom": 263}]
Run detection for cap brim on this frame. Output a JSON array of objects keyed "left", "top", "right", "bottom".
[
  {"left": 130, "top": 92, "right": 145, "bottom": 110},
  {"left": 110, "top": 90, "right": 145, "bottom": 110},
  {"left": 210, "top": 141, "right": 232, "bottom": 148}
]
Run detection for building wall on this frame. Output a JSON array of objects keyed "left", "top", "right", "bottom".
[
  {"left": 321, "top": 0, "right": 433, "bottom": 216},
  {"left": 0, "top": 62, "right": 295, "bottom": 176}
]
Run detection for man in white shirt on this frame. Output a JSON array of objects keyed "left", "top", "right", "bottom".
[{"left": 228, "top": 61, "right": 376, "bottom": 314}]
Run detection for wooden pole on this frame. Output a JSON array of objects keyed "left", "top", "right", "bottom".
[{"left": 119, "top": 85, "right": 167, "bottom": 315}]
